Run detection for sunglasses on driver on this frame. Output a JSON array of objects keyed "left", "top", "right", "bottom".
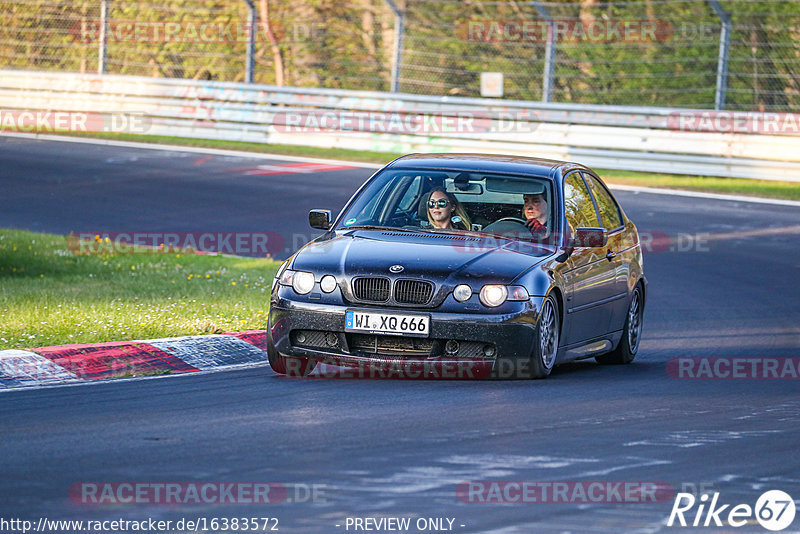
[{"left": 427, "top": 199, "right": 450, "bottom": 209}]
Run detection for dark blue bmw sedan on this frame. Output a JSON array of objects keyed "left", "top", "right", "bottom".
[{"left": 268, "top": 153, "right": 646, "bottom": 379}]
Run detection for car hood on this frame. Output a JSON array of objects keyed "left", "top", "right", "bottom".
[{"left": 291, "top": 229, "right": 556, "bottom": 284}]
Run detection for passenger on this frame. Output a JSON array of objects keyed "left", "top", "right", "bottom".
[
  {"left": 523, "top": 193, "right": 548, "bottom": 234},
  {"left": 426, "top": 188, "right": 471, "bottom": 230}
]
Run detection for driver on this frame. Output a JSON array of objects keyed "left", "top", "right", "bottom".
[
  {"left": 426, "top": 188, "right": 471, "bottom": 230},
  {"left": 523, "top": 193, "right": 548, "bottom": 234}
]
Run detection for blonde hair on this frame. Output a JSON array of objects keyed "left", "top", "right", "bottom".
[{"left": 426, "top": 188, "right": 471, "bottom": 230}]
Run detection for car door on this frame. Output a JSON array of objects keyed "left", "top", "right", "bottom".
[
  {"left": 583, "top": 172, "right": 629, "bottom": 332},
  {"left": 561, "top": 172, "right": 617, "bottom": 344}
]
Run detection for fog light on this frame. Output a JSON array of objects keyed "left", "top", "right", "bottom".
[
  {"left": 325, "top": 332, "right": 339, "bottom": 347},
  {"left": 445, "top": 339, "right": 460, "bottom": 355},
  {"left": 296, "top": 332, "right": 306, "bottom": 344},
  {"left": 483, "top": 344, "right": 496, "bottom": 358}
]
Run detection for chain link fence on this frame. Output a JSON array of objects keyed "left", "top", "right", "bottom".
[{"left": 1, "top": 0, "right": 798, "bottom": 111}]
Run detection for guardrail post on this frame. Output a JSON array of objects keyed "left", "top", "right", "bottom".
[
  {"left": 708, "top": 0, "right": 731, "bottom": 110},
  {"left": 243, "top": 0, "right": 257, "bottom": 83},
  {"left": 384, "top": 0, "right": 404, "bottom": 93},
  {"left": 533, "top": 2, "right": 555, "bottom": 103},
  {"left": 98, "top": 0, "right": 109, "bottom": 74}
]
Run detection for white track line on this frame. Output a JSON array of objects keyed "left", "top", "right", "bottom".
[
  {"left": 0, "top": 132, "right": 382, "bottom": 169},
  {"left": 3, "top": 132, "right": 797, "bottom": 206},
  {"left": 608, "top": 183, "right": 800, "bottom": 207}
]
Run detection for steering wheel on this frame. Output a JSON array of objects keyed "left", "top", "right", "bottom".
[{"left": 494, "top": 217, "right": 527, "bottom": 225}]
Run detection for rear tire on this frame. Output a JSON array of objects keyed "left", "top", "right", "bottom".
[
  {"left": 267, "top": 335, "right": 317, "bottom": 376},
  {"left": 596, "top": 285, "right": 643, "bottom": 365}
]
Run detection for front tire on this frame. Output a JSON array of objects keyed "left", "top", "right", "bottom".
[
  {"left": 527, "top": 294, "right": 560, "bottom": 379},
  {"left": 267, "top": 335, "right": 317, "bottom": 376},
  {"left": 596, "top": 285, "right": 643, "bottom": 365}
]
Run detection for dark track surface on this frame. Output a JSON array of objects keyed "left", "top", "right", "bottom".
[
  {"left": 0, "top": 136, "right": 372, "bottom": 259},
  {"left": 1, "top": 137, "right": 799, "bottom": 533}
]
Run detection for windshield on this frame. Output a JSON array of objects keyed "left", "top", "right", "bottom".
[{"left": 335, "top": 168, "right": 557, "bottom": 241}]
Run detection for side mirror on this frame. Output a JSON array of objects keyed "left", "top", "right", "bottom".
[
  {"left": 573, "top": 227, "right": 608, "bottom": 248},
  {"left": 309, "top": 209, "right": 332, "bottom": 230}
]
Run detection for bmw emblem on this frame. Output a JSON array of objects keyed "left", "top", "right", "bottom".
[{"left": 389, "top": 264, "right": 404, "bottom": 273}]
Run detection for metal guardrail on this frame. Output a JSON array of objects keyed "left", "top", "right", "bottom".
[{"left": 1, "top": 70, "right": 799, "bottom": 182}]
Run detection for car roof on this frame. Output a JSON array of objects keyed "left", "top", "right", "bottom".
[{"left": 385, "top": 153, "right": 589, "bottom": 179}]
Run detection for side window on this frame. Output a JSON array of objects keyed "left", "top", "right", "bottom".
[
  {"left": 564, "top": 173, "right": 599, "bottom": 231},
  {"left": 353, "top": 179, "right": 394, "bottom": 223},
  {"left": 397, "top": 175, "right": 423, "bottom": 211},
  {"left": 584, "top": 173, "right": 623, "bottom": 231}
]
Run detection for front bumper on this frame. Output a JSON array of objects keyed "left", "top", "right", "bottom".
[{"left": 269, "top": 292, "right": 542, "bottom": 379}]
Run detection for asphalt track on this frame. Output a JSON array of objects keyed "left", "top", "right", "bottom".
[{"left": 1, "top": 137, "right": 800, "bottom": 533}]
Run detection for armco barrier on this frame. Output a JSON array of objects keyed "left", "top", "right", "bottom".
[{"left": 1, "top": 69, "right": 798, "bottom": 181}]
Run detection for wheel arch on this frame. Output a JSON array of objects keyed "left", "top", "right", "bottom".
[
  {"left": 635, "top": 276, "right": 647, "bottom": 311},
  {"left": 545, "top": 285, "right": 565, "bottom": 340}
]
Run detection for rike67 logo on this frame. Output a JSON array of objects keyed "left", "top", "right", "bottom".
[{"left": 668, "top": 490, "right": 796, "bottom": 531}]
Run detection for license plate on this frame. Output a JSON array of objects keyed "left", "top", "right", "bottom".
[{"left": 345, "top": 310, "right": 430, "bottom": 337}]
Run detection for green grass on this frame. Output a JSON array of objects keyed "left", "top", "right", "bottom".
[
  {"left": 599, "top": 170, "right": 800, "bottom": 202},
  {"left": 60, "top": 131, "right": 402, "bottom": 165},
  {"left": 0, "top": 229, "right": 281, "bottom": 351},
  {"left": 51, "top": 131, "right": 800, "bottom": 201}
]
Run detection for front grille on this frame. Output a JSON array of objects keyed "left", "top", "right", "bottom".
[
  {"left": 348, "top": 334, "right": 434, "bottom": 357},
  {"left": 394, "top": 279, "right": 434, "bottom": 304},
  {"left": 352, "top": 277, "right": 390, "bottom": 302}
]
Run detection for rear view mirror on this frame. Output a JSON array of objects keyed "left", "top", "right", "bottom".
[
  {"left": 573, "top": 227, "right": 608, "bottom": 248},
  {"left": 309, "top": 209, "right": 332, "bottom": 230}
]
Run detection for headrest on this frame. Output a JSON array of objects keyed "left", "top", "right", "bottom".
[{"left": 418, "top": 190, "right": 433, "bottom": 219}]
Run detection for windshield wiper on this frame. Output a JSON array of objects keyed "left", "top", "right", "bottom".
[
  {"left": 340, "top": 225, "right": 393, "bottom": 231},
  {"left": 341, "top": 225, "right": 430, "bottom": 234}
]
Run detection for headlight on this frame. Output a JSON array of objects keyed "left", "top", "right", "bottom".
[
  {"left": 480, "top": 285, "right": 508, "bottom": 307},
  {"left": 479, "top": 285, "right": 529, "bottom": 307},
  {"left": 453, "top": 284, "right": 473, "bottom": 302},
  {"left": 292, "top": 271, "right": 315, "bottom": 294},
  {"left": 279, "top": 269, "right": 315, "bottom": 295},
  {"left": 320, "top": 275, "right": 337, "bottom": 293}
]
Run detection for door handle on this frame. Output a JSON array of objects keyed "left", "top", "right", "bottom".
[{"left": 605, "top": 250, "right": 616, "bottom": 261}]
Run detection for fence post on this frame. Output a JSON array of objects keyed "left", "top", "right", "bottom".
[
  {"left": 98, "top": 0, "right": 109, "bottom": 74},
  {"left": 242, "top": 0, "right": 257, "bottom": 83},
  {"left": 533, "top": 2, "right": 555, "bottom": 103},
  {"left": 708, "top": 0, "right": 731, "bottom": 110},
  {"left": 384, "top": 0, "right": 405, "bottom": 93}
]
